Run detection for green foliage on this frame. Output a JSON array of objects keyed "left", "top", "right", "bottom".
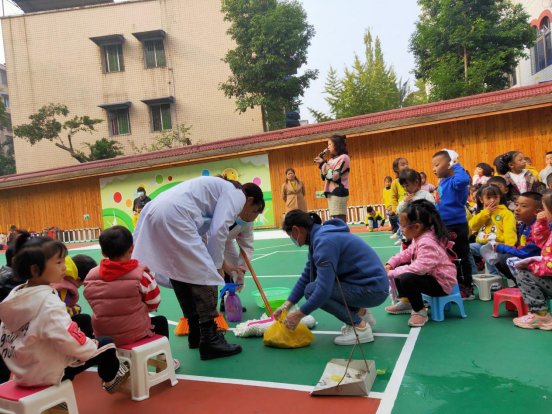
[
  {"left": 13, "top": 103, "right": 106, "bottom": 163},
  {"left": 220, "top": 0, "right": 318, "bottom": 131},
  {"left": 309, "top": 30, "right": 402, "bottom": 120},
  {"left": 410, "top": 0, "right": 536, "bottom": 101},
  {"left": 81, "top": 138, "right": 123, "bottom": 161},
  {"left": 131, "top": 124, "right": 193, "bottom": 154},
  {"left": 0, "top": 137, "right": 16, "bottom": 176}
]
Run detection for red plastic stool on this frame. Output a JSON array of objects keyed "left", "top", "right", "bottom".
[
  {"left": 0, "top": 380, "right": 78, "bottom": 413},
  {"left": 492, "top": 287, "right": 529, "bottom": 318}
]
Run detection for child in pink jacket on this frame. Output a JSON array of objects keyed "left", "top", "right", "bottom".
[
  {"left": 384, "top": 200, "right": 458, "bottom": 327},
  {"left": 512, "top": 190, "right": 552, "bottom": 330}
]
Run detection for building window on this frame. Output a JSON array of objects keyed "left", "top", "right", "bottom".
[
  {"left": 144, "top": 39, "right": 166, "bottom": 68},
  {"left": 108, "top": 108, "right": 130, "bottom": 135},
  {"left": 90, "top": 34, "right": 125, "bottom": 74},
  {"left": 0, "top": 71, "right": 7, "bottom": 86},
  {"left": 151, "top": 104, "right": 172, "bottom": 131},
  {"left": 104, "top": 44, "right": 124, "bottom": 73},
  {"left": 1, "top": 94, "right": 9, "bottom": 109},
  {"left": 531, "top": 17, "right": 552, "bottom": 74}
]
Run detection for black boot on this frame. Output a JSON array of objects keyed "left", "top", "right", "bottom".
[
  {"left": 188, "top": 315, "right": 200, "bottom": 349},
  {"left": 199, "top": 320, "right": 242, "bottom": 360}
]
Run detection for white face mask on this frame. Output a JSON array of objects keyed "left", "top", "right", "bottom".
[{"left": 138, "top": 192, "right": 145, "bottom": 197}]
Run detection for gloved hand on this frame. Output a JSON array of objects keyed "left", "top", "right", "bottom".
[{"left": 442, "top": 149, "right": 459, "bottom": 167}]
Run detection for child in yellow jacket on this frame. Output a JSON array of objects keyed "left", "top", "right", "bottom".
[{"left": 468, "top": 185, "right": 517, "bottom": 275}]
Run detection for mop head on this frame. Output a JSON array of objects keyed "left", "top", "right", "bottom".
[
  {"left": 234, "top": 313, "right": 317, "bottom": 337},
  {"left": 173, "top": 314, "right": 229, "bottom": 336}
]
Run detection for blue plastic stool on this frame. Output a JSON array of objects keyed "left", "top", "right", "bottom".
[{"left": 422, "top": 284, "right": 467, "bottom": 322}]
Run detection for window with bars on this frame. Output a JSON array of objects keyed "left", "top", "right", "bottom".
[
  {"left": 103, "top": 44, "right": 124, "bottom": 73},
  {"left": 108, "top": 108, "right": 130, "bottom": 135},
  {"left": 531, "top": 18, "right": 552, "bottom": 74},
  {"left": 151, "top": 104, "right": 172, "bottom": 131},
  {"left": 144, "top": 39, "right": 166, "bottom": 68}
]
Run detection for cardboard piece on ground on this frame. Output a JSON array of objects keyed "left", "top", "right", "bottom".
[{"left": 311, "top": 359, "right": 376, "bottom": 397}]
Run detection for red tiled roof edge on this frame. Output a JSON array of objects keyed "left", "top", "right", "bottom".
[{"left": 2, "top": 81, "right": 552, "bottom": 185}]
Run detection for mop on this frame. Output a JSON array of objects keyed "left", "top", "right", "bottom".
[{"left": 234, "top": 248, "right": 316, "bottom": 338}]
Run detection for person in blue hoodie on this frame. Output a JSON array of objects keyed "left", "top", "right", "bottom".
[
  {"left": 273, "top": 210, "right": 389, "bottom": 345},
  {"left": 432, "top": 149, "right": 473, "bottom": 299},
  {"left": 494, "top": 192, "right": 543, "bottom": 283}
]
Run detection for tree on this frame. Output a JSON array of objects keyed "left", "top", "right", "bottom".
[
  {"left": 410, "top": 0, "right": 536, "bottom": 101},
  {"left": 83, "top": 138, "right": 123, "bottom": 161},
  {"left": 0, "top": 101, "right": 15, "bottom": 176},
  {"left": 220, "top": 0, "right": 318, "bottom": 131},
  {"left": 13, "top": 103, "right": 122, "bottom": 163},
  {"left": 0, "top": 137, "right": 15, "bottom": 176},
  {"left": 309, "top": 31, "right": 401, "bottom": 120},
  {"left": 131, "top": 123, "right": 193, "bottom": 154}
]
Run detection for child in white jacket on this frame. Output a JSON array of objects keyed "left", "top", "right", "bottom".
[{"left": 0, "top": 233, "right": 129, "bottom": 391}]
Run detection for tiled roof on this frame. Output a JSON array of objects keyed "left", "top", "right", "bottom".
[{"left": 2, "top": 82, "right": 552, "bottom": 188}]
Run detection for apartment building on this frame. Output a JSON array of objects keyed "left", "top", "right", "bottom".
[
  {"left": 514, "top": 0, "right": 552, "bottom": 86},
  {"left": 0, "top": 64, "right": 12, "bottom": 155},
  {"left": 2, "top": 0, "right": 263, "bottom": 173}
]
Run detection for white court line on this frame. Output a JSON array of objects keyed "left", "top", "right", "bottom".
[
  {"left": 251, "top": 251, "right": 279, "bottom": 262},
  {"left": 174, "top": 374, "right": 384, "bottom": 399},
  {"left": 254, "top": 243, "right": 293, "bottom": 251},
  {"left": 84, "top": 366, "right": 386, "bottom": 399},
  {"left": 376, "top": 327, "right": 421, "bottom": 414}
]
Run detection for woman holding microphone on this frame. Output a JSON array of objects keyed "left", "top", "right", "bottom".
[{"left": 313, "top": 134, "right": 351, "bottom": 222}]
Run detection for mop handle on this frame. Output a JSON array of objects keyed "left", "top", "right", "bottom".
[{"left": 240, "top": 248, "right": 274, "bottom": 316}]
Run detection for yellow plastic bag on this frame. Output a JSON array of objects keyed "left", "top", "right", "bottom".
[{"left": 263, "top": 310, "right": 314, "bottom": 348}]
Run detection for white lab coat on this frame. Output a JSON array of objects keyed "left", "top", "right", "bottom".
[
  {"left": 132, "top": 176, "right": 246, "bottom": 285},
  {"left": 225, "top": 221, "right": 254, "bottom": 270}
]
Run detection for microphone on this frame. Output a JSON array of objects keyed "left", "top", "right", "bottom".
[{"left": 318, "top": 148, "right": 328, "bottom": 158}]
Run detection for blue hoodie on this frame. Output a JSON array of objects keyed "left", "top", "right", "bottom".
[
  {"left": 287, "top": 220, "right": 389, "bottom": 315},
  {"left": 436, "top": 163, "right": 470, "bottom": 226},
  {"left": 495, "top": 220, "right": 541, "bottom": 259}
]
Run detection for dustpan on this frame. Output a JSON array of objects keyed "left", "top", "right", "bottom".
[{"left": 311, "top": 264, "right": 376, "bottom": 396}]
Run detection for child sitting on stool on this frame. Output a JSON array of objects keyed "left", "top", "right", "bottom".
[
  {"left": 365, "top": 206, "right": 385, "bottom": 232},
  {"left": 84, "top": 226, "right": 179, "bottom": 370}
]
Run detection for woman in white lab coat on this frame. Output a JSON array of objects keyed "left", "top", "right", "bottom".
[{"left": 132, "top": 176, "right": 264, "bottom": 360}]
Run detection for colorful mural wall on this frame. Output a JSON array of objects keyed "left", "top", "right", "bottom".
[{"left": 99, "top": 154, "right": 274, "bottom": 231}]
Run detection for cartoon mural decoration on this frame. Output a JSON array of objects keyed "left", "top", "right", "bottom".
[{"left": 99, "top": 154, "right": 274, "bottom": 231}]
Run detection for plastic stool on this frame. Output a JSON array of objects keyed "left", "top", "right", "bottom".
[
  {"left": 492, "top": 287, "right": 528, "bottom": 317},
  {"left": 117, "top": 334, "right": 178, "bottom": 401},
  {"left": 422, "top": 284, "right": 467, "bottom": 322},
  {"left": 473, "top": 274, "right": 503, "bottom": 301},
  {"left": 0, "top": 380, "right": 78, "bottom": 414}
]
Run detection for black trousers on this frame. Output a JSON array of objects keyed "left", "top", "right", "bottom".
[
  {"left": 170, "top": 279, "right": 218, "bottom": 324},
  {"left": 63, "top": 337, "right": 120, "bottom": 382},
  {"left": 495, "top": 254, "right": 517, "bottom": 284},
  {"left": 395, "top": 273, "right": 447, "bottom": 312},
  {"left": 446, "top": 222, "right": 473, "bottom": 287},
  {"left": 151, "top": 315, "right": 169, "bottom": 338}
]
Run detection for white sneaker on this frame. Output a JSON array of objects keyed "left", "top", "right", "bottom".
[
  {"left": 394, "top": 239, "right": 403, "bottom": 246},
  {"left": 334, "top": 324, "right": 374, "bottom": 345},
  {"left": 390, "top": 233, "right": 399, "bottom": 239}
]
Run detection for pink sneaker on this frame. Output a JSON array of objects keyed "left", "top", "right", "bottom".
[
  {"left": 385, "top": 301, "right": 412, "bottom": 314},
  {"left": 513, "top": 312, "right": 552, "bottom": 330},
  {"left": 408, "top": 310, "right": 428, "bottom": 327}
]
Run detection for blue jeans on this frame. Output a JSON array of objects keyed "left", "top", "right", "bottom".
[
  {"left": 304, "top": 281, "right": 388, "bottom": 325},
  {"left": 469, "top": 243, "right": 499, "bottom": 275}
]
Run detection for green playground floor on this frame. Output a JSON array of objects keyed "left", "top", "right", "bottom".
[{"left": 2, "top": 230, "right": 551, "bottom": 413}]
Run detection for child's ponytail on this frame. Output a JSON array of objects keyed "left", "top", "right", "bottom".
[
  {"left": 283, "top": 210, "right": 322, "bottom": 232},
  {"left": 403, "top": 200, "right": 449, "bottom": 243}
]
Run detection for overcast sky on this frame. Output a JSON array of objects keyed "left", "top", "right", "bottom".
[{"left": 0, "top": 0, "right": 420, "bottom": 123}]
